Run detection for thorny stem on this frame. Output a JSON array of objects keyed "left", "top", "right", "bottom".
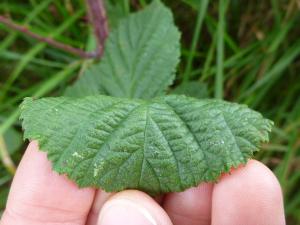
[
  {"left": 0, "top": 135, "right": 16, "bottom": 175},
  {"left": 0, "top": 15, "right": 99, "bottom": 58},
  {"left": 86, "top": 0, "right": 109, "bottom": 57}
]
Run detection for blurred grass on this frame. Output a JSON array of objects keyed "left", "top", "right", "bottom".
[{"left": 0, "top": 0, "right": 299, "bottom": 223}]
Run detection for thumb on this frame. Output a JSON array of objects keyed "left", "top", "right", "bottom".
[{"left": 97, "top": 190, "right": 173, "bottom": 225}]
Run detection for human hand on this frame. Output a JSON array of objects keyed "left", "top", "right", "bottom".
[{"left": 1, "top": 142, "right": 285, "bottom": 225}]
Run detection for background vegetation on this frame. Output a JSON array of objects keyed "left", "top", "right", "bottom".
[{"left": 0, "top": 0, "right": 299, "bottom": 223}]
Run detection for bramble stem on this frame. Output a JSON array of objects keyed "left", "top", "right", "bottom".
[
  {"left": 86, "top": 0, "right": 109, "bottom": 57},
  {"left": 0, "top": 15, "right": 99, "bottom": 58},
  {"left": 0, "top": 0, "right": 108, "bottom": 58}
]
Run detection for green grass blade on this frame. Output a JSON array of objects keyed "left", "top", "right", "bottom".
[
  {"left": 0, "top": 9, "right": 85, "bottom": 102},
  {"left": 183, "top": 0, "right": 209, "bottom": 83},
  {"left": 0, "top": 0, "right": 52, "bottom": 53},
  {"left": 0, "top": 61, "right": 81, "bottom": 136},
  {"left": 214, "top": 0, "right": 229, "bottom": 99},
  {"left": 240, "top": 39, "right": 300, "bottom": 100}
]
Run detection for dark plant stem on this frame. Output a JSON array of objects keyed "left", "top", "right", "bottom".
[
  {"left": 86, "top": 0, "right": 109, "bottom": 57},
  {"left": 0, "top": 15, "right": 100, "bottom": 58}
]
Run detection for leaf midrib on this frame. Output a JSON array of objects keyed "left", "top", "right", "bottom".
[{"left": 83, "top": 102, "right": 144, "bottom": 185}]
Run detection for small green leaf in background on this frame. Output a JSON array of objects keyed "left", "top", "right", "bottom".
[
  {"left": 20, "top": 95, "right": 273, "bottom": 195},
  {"left": 172, "top": 81, "right": 208, "bottom": 99},
  {"left": 66, "top": 0, "right": 180, "bottom": 99}
]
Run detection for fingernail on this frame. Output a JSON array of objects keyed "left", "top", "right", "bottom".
[{"left": 98, "top": 199, "right": 157, "bottom": 225}]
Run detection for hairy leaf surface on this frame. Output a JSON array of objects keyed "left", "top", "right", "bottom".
[
  {"left": 20, "top": 95, "right": 273, "bottom": 194},
  {"left": 66, "top": 0, "right": 180, "bottom": 99}
]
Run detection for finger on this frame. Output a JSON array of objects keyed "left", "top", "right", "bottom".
[
  {"left": 212, "top": 160, "right": 285, "bottom": 225},
  {"left": 87, "top": 192, "right": 165, "bottom": 225},
  {"left": 1, "top": 141, "right": 95, "bottom": 225},
  {"left": 163, "top": 183, "right": 213, "bottom": 225},
  {"left": 87, "top": 190, "right": 114, "bottom": 225},
  {"left": 97, "top": 190, "right": 173, "bottom": 225}
]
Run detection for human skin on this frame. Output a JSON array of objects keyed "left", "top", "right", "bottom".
[{"left": 0, "top": 141, "right": 286, "bottom": 225}]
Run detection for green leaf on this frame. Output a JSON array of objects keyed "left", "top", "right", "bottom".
[
  {"left": 104, "top": 0, "right": 127, "bottom": 28},
  {"left": 20, "top": 95, "right": 273, "bottom": 195},
  {"left": 64, "top": 66, "right": 107, "bottom": 97},
  {"left": 172, "top": 81, "right": 208, "bottom": 99},
  {"left": 66, "top": 0, "right": 180, "bottom": 99}
]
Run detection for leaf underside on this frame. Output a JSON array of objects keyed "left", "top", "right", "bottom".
[
  {"left": 65, "top": 0, "right": 180, "bottom": 99},
  {"left": 20, "top": 95, "right": 273, "bottom": 195}
]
